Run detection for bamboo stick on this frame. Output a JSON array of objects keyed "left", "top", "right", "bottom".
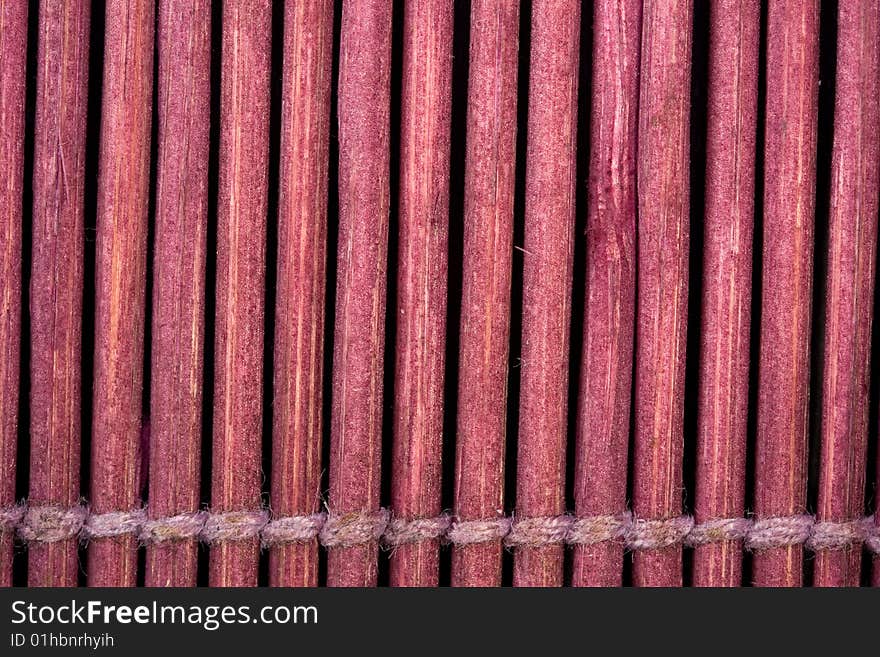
[
  {"left": 269, "top": 0, "right": 334, "bottom": 588},
  {"left": 0, "top": 0, "right": 27, "bottom": 588},
  {"left": 572, "top": 0, "right": 640, "bottom": 588},
  {"left": 389, "top": 0, "right": 453, "bottom": 587},
  {"left": 692, "top": 0, "right": 759, "bottom": 588},
  {"left": 89, "top": 0, "right": 154, "bottom": 587},
  {"left": 632, "top": 0, "right": 692, "bottom": 588},
  {"left": 145, "top": 0, "right": 211, "bottom": 588},
  {"left": 753, "top": 0, "right": 819, "bottom": 588},
  {"left": 450, "top": 0, "right": 520, "bottom": 588},
  {"left": 209, "top": 0, "right": 272, "bottom": 588},
  {"left": 29, "top": 0, "right": 91, "bottom": 587},
  {"left": 814, "top": 0, "right": 880, "bottom": 588},
  {"left": 327, "top": 0, "right": 393, "bottom": 587},
  {"left": 513, "top": 0, "right": 580, "bottom": 588}
]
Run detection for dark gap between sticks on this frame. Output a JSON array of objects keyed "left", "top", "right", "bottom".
[
  {"left": 141, "top": 0, "right": 160, "bottom": 509},
  {"left": 743, "top": 0, "right": 771, "bottom": 588},
  {"left": 75, "top": 0, "right": 108, "bottom": 588},
  {"left": 196, "top": 0, "right": 224, "bottom": 588},
  {"left": 256, "top": 0, "right": 286, "bottom": 589},
  {"left": 803, "top": 0, "right": 839, "bottom": 587},
  {"left": 437, "top": 0, "right": 472, "bottom": 587},
  {"left": 864, "top": 180, "right": 880, "bottom": 586},
  {"left": 500, "top": 0, "right": 533, "bottom": 588},
  {"left": 135, "top": 0, "right": 161, "bottom": 586},
  {"left": 11, "top": 0, "right": 41, "bottom": 587},
  {"left": 563, "top": 0, "right": 594, "bottom": 586},
  {"left": 373, "top": 0, "right": 406, "bottom": 589},
  {"left": 681, "top": 0, "right": 711, "bottom": 587},
  {"left": 317, "top": 1, "right": 344, "bottom": 589}
]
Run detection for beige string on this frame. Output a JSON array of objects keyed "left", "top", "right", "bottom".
[{"left": 3, "top": 503, "right": 877, "bottom": 554}]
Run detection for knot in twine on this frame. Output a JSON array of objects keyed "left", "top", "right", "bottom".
[
  {"left": 319, "top": 510, "right": 389, "bottom": 548},
  {"left": 685, "top": 517, "right": 753, "bottom": 547},
  {"left": 261, "top": 513, "right": 327, "bottom": 548},
  {"left": 568, "top": 512, "right": 631, "bottom": 545},
  {"left": 382, "top": 514, "right": 451, "bottom": 548},
  {"left": 140, "top": 511, "right": 208, "bottom": 543},
  {"left": 446, "top": 517, "right": 512, "bottom": 545},
  {"left": 19, "top": 505, "right": 88, "bottom": 543},
  {"left": 200, "top": 510, "right": 269, "bottom": 543},
  {"left": 505, "top": 515, "right": 573, "bottom": 548},
  {"left": 82, "top": 509, "right": 146, "bottom": 539},
  {"left": 745, "top": 515, "right": 813, "bottom": 550},
  {"left": 862, "top": 516, "right": 880, "bottom": 555},
  {"left": 4, "top": 502, "right": 879, "bottom": 554},
  {"left": 0, "top": 505, "right": 25, "bottom": 533},
  {"left": 627, "top": 515, "right": 694, "bottom": 550},
  {"left": 805, "top": 518, "right": 867, "bottom": 552}
]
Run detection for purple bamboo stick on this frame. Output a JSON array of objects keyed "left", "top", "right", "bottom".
[
  {"left": 754, "top": 0, "right": 819, "bottom": 588},
  {"left": 572, "top": 0, "right": 640, "bottom": 588},
  {"left": 692, "top": 0, "right": 759, "bottom": 588},
  {"left": 269, "top": 0, "right": 334, "bottom": 588},
  {"left": 451, "top": 0, "right": 519, "bottom": 588},
  {"left": 328, "top": 0, "right": 392, "bottom": 588},
  {"left": 513, "top": 0, "right": 580, "bottom": 588},
  {"left": 389, "top": 0, "right": 452, "bottom": 587},
  {"left": 29, "top": 0, "right": 90, "bottom": 587},
  {"left": 0, "top": 0, "right": 27, "bottom": 588},
  {"left": 210, "top": 0, "right": 272, "bottom": 588},
  {"left": 814, "top": 0, "right": 880, "bottom": 589},
  {"left": 89, "top": 0, "right": 154, "bottom": 587},
  {"left": 145, "top": 0, "right": 211, "bottom": 588},
  {"left": 632, "top": 0, "right": 692, "bottom": 588}
]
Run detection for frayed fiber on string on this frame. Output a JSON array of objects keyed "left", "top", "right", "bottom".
[{"left": 5, "top": 505, "right": 879, "bottom": 555}]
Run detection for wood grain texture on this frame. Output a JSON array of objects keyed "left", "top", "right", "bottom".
[
  {"left": 390, "top": 0, "right": 453, "bottom": 587},
  {"left": 513, "top": 0, "right": 580, "bottom": 588},
  {"left": 753, "top": 0, "right": 819, "bottom": 588},
  {"left": 692, "top": 0, "right": 759, "bottom": 588},
  {"left": 451, "top": 0, "right": 519, "bottom": 588},
  {"left": 632, "top": 0, "right": 692, "bottom": 588},
  {"left": 89, "top": 0, "right": 154, "bottom": 588},
  {"left": 269, "top": 0, "right": 334, "bottom": 588},
  {"left": 328, "top": 0, "right": 393, "bottom": 587},
  {"left": 29, "top": 0, "right": 91, "bottom": 587},
  {"left": 0, "top": 0, "right": 27, "bottom": 589},
  {"left": 572, "top": 0, "right": 640, "bottom": 588},
  {"left": 146, "top": 0, "right": 211, "bottom": 588},
  {"left": 210, "top": 0, "right": 272, "bottom": 588},
  {"left": 814, "top": 0, "right": 879, "bottom": 588}
]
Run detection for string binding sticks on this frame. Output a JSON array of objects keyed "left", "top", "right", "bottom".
[{"left": 3, "top": 504, "right": 878, "bottom": 555}]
